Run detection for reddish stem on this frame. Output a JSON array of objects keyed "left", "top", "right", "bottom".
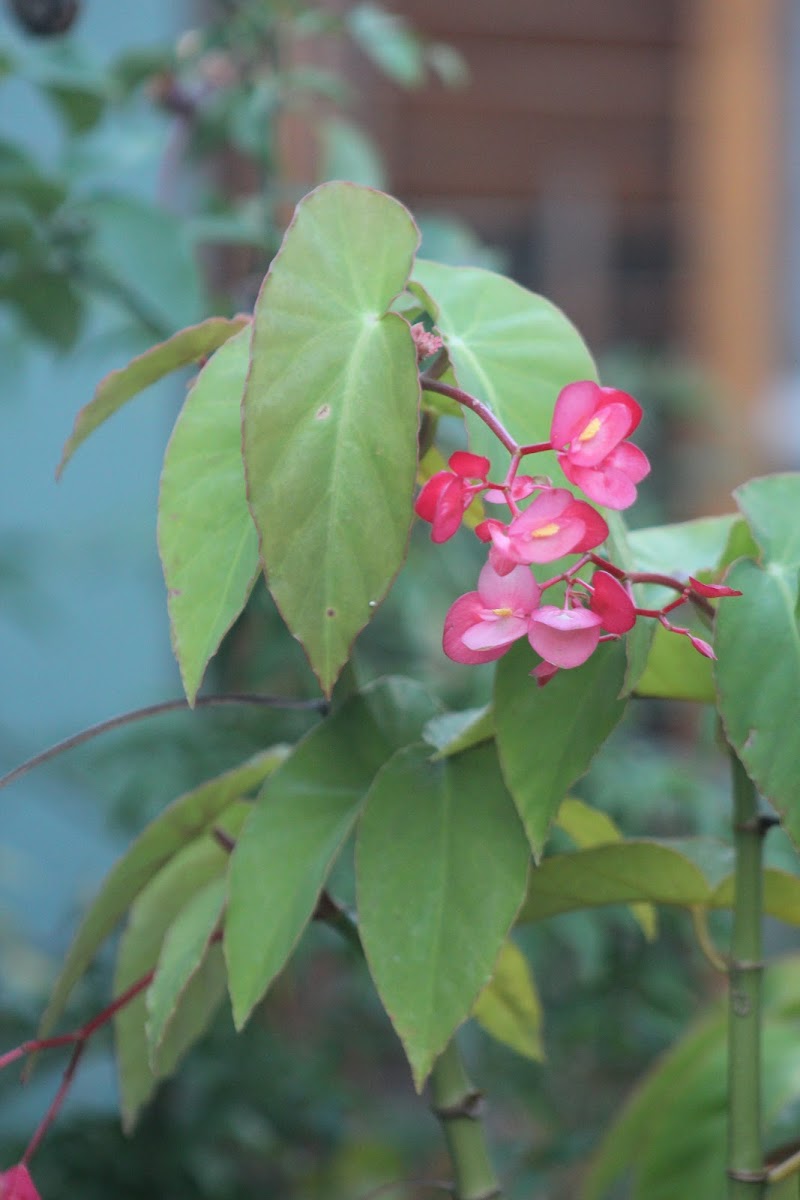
[{"left": 419, "top": 376, "right": 519, "bottom": 455}]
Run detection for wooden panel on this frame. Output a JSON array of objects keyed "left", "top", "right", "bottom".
[
  {"left": 393, "top": 0, "right": 679, "bottom": 43},
  {"left": 368, "top": 42, "right": 673, "bottom": 119}
]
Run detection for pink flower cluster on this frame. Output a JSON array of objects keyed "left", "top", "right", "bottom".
[{"left": 416, "top": 380, "right": 738, "bottom": 683}]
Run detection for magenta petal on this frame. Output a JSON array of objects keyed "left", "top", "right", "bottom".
[
  {"left": 510, "top": 516, "right": 587, "bottom": 563},
  {"left": 689, "top": 576, "right": 742, "bottom": 598},
  {"left": 449, "top": 450, "right": 490, "bottom": 479},
  {"left": 607, "top": 440, "right": 650, "bottom": 484},
  {"left": 443, "top": 593, "right": 509, "bottom": 665},
  {"left": 478, "top": 561, "right": 540, "bottom": 611},
  {"left": 590, "top": 570, "right": 636, "bottom": 633},
  {"left": 0, "top": 1165, "right": 42, "bottom": 1200},
  {"left": 566, "top": 403, "right": 634, "bottom": 467},
  {"left": 431, "top": 477, "right": 468, "bottom": 542},
  {"left": 415, "top": 471, "right": 451, "bottom": 521},
  {"left": 549, "top": 381, "right": 602, "bottom": 449},
  {"left": 528, "top": 606, "right": 602, "bottom": 668},
  {"left": 599, "top": 387, "right": 642, "bottom": 436},
  {"left": 462, "top": 614, "right": 529, "bottom": 650},
  {"left": 514, "top": 487, "right": 572, "bottom": 527},
  {"left": 564, "top": 500, "right": 609, "bottom": 551}
]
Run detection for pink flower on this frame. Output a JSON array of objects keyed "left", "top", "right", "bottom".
[
  {"left": 443, "top": 561, "right": 540, "bottom": 665},
  {"left": 415, "top": 451, "right": 490, "bottom": 544},
  {"left": 589, "top": 570, "right": 637, "bottom": 634},
  {"left": 479, "top": 488, "right": 609, "bottom": 574},
  {"left": 0, "top": 1165, "right": 41, "bottom": 1199},
  {"left": 549, "top": 381, "right": 650, "bottom": 510},
  {"left": 528, "top": 605, "right": 602, "bottom": 669}
]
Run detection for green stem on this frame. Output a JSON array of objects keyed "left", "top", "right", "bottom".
[
  {"left": 727, "top": 751, "right": 766, "bottom": 1198},
  {"left": 429, "top": 1038, "right": 502, "bottom": 1200}
]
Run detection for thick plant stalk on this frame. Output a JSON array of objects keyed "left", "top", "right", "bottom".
[
  {"left": 727, "top": 751, "right": 766, "bottom": 1198},
  {"left": 430, "top": 1038, "right": 502, "bottom": 1200}
]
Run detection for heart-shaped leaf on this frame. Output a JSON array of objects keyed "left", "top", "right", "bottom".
[{"left": 243, "top": 182, "right": 421, "bottom": 696}]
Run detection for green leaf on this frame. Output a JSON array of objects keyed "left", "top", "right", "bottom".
[
  {"left": 714, "top": 558, "right": 800, "bottom": 845},
  {"left": 114, "top": 814, "right": 245, "bottom": 1131},
  {"left": 346, "top": 4, "right": 425, "bottom": 88},
  {"left": 628, "top": 514, "right": 739, "bottom": 577},
  {"left": 422, "top": 704, "right": 493, "bottom": 759},
  {"left": 518, "top": 841, "right": 711, "bottom": 924},
  {"left": 555, "top": 797, "right": 656, "bottom": 940},
  {"left": 412, "top": 259, "right": 596, "bottom": 477},
  {"left": 319, "top": 116, "right": 387, "bottom": 189},
  {"left": 357, "top": 741, "right": 529, "bottom": 1089},
  {"left": 225, "top": 677, "right": 439, "bottom": 1029},
  {"left": 158, "top": 326, "right": 260, "bottom": 703},
  {"left": 58, "top": 315, "right": 249, "bottom": 475},
  {"left": 734, "top": 474, "right": 800, "bottom": 567},
  {"left": 495, "top": 639, "right": 628, "bottom": 858},
  {"left": 581, "top": 956, "right": 800, "bottom": 1200},
  {"left": 711, "top": 868, "right": 800, "bottom": 928},
  {"left": 472, "top": 939, "right": 544, "bottom": 1062},
  {"left": 634, "top": 620, "right": 715, "bottom": 703},
  {"left": 146, "top": 877, "right": 226, "bottom": 1063},
  {"left": 243, "top": 182, "right": 420, "bottom": 696},
  {"left": 37, "top": 748, "right": 283, "bottom": 1044}
]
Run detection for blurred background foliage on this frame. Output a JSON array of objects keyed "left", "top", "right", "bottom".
[{"left": 1, "top": 2, "right": 798, "bottom": 1198}]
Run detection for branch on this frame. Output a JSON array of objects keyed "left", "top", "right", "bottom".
[{"left": 0, "top": 693, "right": 328, "bottom": 794}]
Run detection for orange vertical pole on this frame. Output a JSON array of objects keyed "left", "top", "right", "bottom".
[{"left": 679, "top": 0, "right": 781, "bottom": 509}]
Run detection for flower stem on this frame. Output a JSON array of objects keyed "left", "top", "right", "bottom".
[
  {"left": 429, "top": 1038, "right": 502, "bottom": 1200},
  {"left": 727, "top": 750, "right": 767, "bottom": 1198}
]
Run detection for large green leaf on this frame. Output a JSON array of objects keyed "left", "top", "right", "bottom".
[
  {"left": 472, "top": 939, "right": 544, "bottom": 1062},
  {"left": 243, "top": 182, "right": 421, "bottom": 696},
  {"left": 422, "top": 704, "right": 493, "bottom": 759},
  {"left": 494, "top": 639, "right": 628, "bottom": 857},
  {"left": 628, "top": 515, "right": 739, "bottom": 578},
  {"left": 357, "top": 741, "right": 529, "bottom": 1089},
  {"left": 158, "top": 326, "right": 260, "bottom": 703},
  {"left": 57, "top": 315, "right": 248, "bottom": 475},
  {"left": 715, "top": 558, "right": 800, "bottom": 844},
  {"left": 734, "top": 474, "right": 800, "bottom": 567},
  {"left": 146, "top": 877, "right": 227, "bottom": 1063},
  {"left": 225, "top": 677, "right": 439, "bottom": 1029},
  {"left": 412, "top": 259, "right": 596, "bottom": 477},
  {"left": 114, "top": 811, "right": 246, "bottom": 1131},
  {"left": 37, "top": 749, "right": 283, "bottom": 1044}
]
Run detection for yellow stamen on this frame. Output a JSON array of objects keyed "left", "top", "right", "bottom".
[
  {"left": 577, "top": 415, "right": 602, "bottom": 443},
  {"left": 531, "top": 522, "right": 560, "bottom": 538},
  {"left": 492, "top": 606, "right": 513, "bottom": 617}
]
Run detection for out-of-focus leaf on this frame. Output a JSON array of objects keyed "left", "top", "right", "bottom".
[
  {"left": 472, "top": 939, "right": 544, "bottom": 1062},
  {"left": 635, "top": 621, "right": 715, "bottom": 703},
  {"left": 347, "top": 3, "right": 425, "bottom": 88},
  {"left": 37, "top": 749, "right": 282, "bottom": 1044},
  {"left": 319, "top": 116, "right": 386, "bottom": 189}
]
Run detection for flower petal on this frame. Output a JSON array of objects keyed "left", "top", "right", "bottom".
[
  {"left": 590, "top": 570, "right": 636, "bottom": 633},
  {"left": 449, "top": 450, "right": 491, "bottom": 479},
  {"left": 477, "top": 561, "right": 540, "bottom": 611},
  {"left": 528, "top": 605, "right": 602, "bottom": 668},
  {"left": 462, "top": 614, "right": 529, "bottom": 650},
  {"left": 443, "top": 592, "right": 510, "bottom": 664},
  {"left": 549, "top": 381, "right": 602, "bottom": 449},
  {"left": 566, "top": 402, "right": 635, "bottom": 467},
  {"left": 561, "top": 459, "right": 638, "bottom": 510}
]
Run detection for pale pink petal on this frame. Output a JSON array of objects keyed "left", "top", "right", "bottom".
[
  {"left": 562, "top": 460, "right": 638, "bottom": 510},
  {"left": 513, "top": 487, "right": 573, "bottom": 530},
  {"left": 443, "top": 593, "right": 510, "bottom": 664},
  {"left": 449, "top": 450, "right": 490, "bottom": 479},
  {"left": 506, "top": 515, "right": 587, "bottom": 563},
  {"left": 549, "top": 381, "right": 602, "bottom": 449},
  {"left": 528, "top": 605, "right": 602, "bottom": 668},
  {"left": 462, "top": 614, "right": 529, "bottom": 650},
  {"left": 477, "top": 561, "right": 540, "bottom": 611}
]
